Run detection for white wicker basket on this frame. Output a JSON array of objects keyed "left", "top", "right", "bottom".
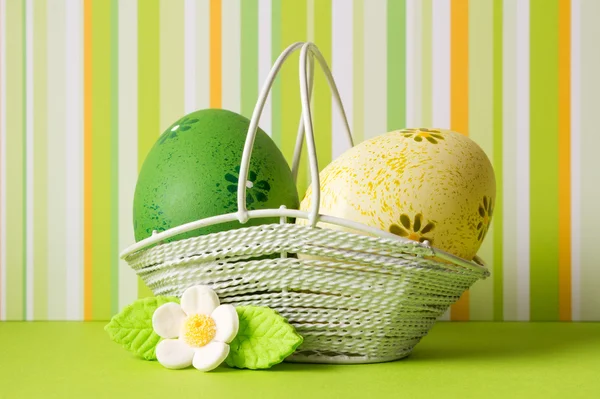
[{"left": 121, "top": 42, "right": 489, "bottom": 364}]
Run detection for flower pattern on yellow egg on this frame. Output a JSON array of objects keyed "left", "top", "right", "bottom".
[
  {"left": 298, "top": 128, "right": 496, "bottom": 261},
  {"left": 400, "top": 128, "right": 445, "bottom": 144},
  {"left": 389, "top": 213, "right": 436, "bottom": 244},
  {"left": 477, "top": 195, "right": 494, "bottom": 242}
]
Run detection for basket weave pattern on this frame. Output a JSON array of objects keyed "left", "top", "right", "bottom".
[{"left": 125, "top": 224, "right": 487, "bottom": 363}]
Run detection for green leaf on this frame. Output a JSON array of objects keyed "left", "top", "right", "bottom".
[
  {"left": 104, "top": 296, "right": 179, "bottom": 360},
  {"left": 226, "top": 306, "right": 303, "bottom": 369}
]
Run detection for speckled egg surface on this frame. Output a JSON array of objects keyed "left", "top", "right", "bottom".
[
  {"left": 299, "top": 128, "right": 496, "bottom": 261},
  {"left": 134, "top": 109, "right": 299, "bottom": 242}
]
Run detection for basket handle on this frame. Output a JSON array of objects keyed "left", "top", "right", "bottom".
[{"left": 237, "top": 42, "right": 354, "bottom": 227}]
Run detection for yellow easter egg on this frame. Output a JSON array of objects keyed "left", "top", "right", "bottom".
[{"left": 299, "top": 128, "right": 496, "bottom": 261}]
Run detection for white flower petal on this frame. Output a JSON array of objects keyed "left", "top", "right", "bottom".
[
  {"left": 155, "top": 339, "right": 195, "bottom": 369},
  {"left": 192, "top": 342, "right": 230, "bottom": 372},
  {"left": 152, "top": 302, "right": 186, "bottom": 339},
  {"left": 211, "top": 305, "right": 239, "bottom": 344},
  {"left": 180, "top": 285, "right": 220, "bottom": 316}
]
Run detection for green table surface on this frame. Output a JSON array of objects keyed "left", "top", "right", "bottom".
[{"left": 0, "top": 322, "right": 598, "bottom": 399}]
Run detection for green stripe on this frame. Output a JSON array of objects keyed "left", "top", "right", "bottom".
[
  {"left": 110, "top": 0, "right": 119, "bottom": 316},
  {"left": 314, "top": 0, "right": 332, "bottom": 169},
  {"left": 91, "top": 0, "right": 112, "bottom": 319},
  {"left": 530, "top": 0, "right": 559, "bottom": 321},
  {"left": 241, "top": 0, "right": 258, "bottom": 120},
  {"left": 6, "top": 0, "right": 24, "bottom": 320},
  {"left": 468, "top": 0, "right": 494, "bottom": 321},
  {"left": 353, "top": 0, "right": 364, "bottom": 143},
  {"left": 33, "top": 0, "right": 48, "bottom": 320},
  {"left": 271, "top": 0, "right": 282, "bottom": 147},
  {"left": 137, "top": 0, "right": 160, "bottom": 298},
  {"left": 579, "top": 0, "right": 600, "bottom": 320},
  {"left": 421, "top": 0, "right": 432, "bottom": 127},
  {"left": 281, "top": 0, "right": 308, "bottom": 193},
  {"left": 387, "top": 0, "right": 405, "bottom": 131},
  {"left": 492, "top": 0, "right": 503, "bottom": 321}
]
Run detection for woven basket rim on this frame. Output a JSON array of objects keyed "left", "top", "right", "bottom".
[{"left": 123, "top": 218, "right": 489, "bottom": 278}]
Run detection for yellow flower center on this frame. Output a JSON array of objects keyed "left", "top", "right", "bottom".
[
  {"left": 181, "top": 314, "right": 216, "bottom": 348},
  {"left": 418, "top": 132, "right": 432, "bottom": 138},
  {"left": 408, "top": 232, "right": 420, "bottom": 242}
]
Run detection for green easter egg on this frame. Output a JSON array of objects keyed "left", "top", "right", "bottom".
[{"left": 133, "top": 109, "right": 299, "bottom": 242}]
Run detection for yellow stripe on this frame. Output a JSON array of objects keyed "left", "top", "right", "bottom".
[
  {"left": 5, "top": 0, "right": 25, "bottom": 320},
  {"left": 467, "top": 0, "right": 494, "bottom": 321},
  {"left": 558, "top": 0, "right": 571, "bottom": 321},
  {"left": 450, "top": 0, "right": 469, "bottom": 321},
  {"left": 83, "top": 0, "right": 93, "bottom": 320},
  {"left": 90, "top": 0, "right": 113, "bottom": 320}
]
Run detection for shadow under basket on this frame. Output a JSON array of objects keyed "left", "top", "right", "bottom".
[{"left": 124, "top": 223, "right": 488, "bottom": 364}]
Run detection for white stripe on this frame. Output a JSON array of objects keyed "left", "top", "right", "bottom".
[
  {"left": 25, "top": 0, "right": 34, "bottom": 320},
  {"left": 331, "top": 0, "right": 353, "bottom": 159},
  {"left": 433, "top": 0, "right": 450, "bottom": 322},
  {"left": 570, "top": 0, "right": 581, "bottom": 321},
  {"left": 221, "top": 0, "right": 241, "bottom": 113},
  {"left": 502, "top": 0, "right": 518, "bottom": 321},
  {"left": 258, "top": 0, "right": 271, "bottom": 134},
  {"left": 363, "top": 0, "right": 387, "bottom": 139},
  {"left": 579, "top": 0, "right": 600, "bottom": 320},
  {"left": 515, "top": 0, "right": 530, "bottom": 321},
  {"left": 159, "top": 0, "right": 185, "bottom": 130},
  {"left": 65, "top": 0, "right": 83, "bottom": 320},
  {"left": 46, "top": 0, "right": 67, "bottom": 320},
  {"left": 0, "top": 0, "right": 6, "bottom": 321},
  {"left": 431, "top": 0, "right": 450, "bottom": 129},
  {"left": 406, "top": 0, "right": 422, "bottom": 127},
  {"left": 184, "top": 0, "right": 196, "bottom": 114},
  {"left": 195, "top": 0, "right": 210, "bottom": 110},
  {"left": 118, "top": 0, "right": 139, "bottom": 311}
]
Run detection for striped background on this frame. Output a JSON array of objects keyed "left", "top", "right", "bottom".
[{"left": 0, "top": 0, "right": 599, "bottom": 321}]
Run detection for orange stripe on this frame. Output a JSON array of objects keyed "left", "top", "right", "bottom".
[
  {"left": 450, "top": 0, "right": 469, "bottom": 321},
  {"left": 210, "top": 0, "right": 222, "bottom": 108},
  {"left": 83, "top": 0, "right": 93, "bottom": 320},
  {"left": 558, "top": 0, "right": 571, "bottom": 321}
]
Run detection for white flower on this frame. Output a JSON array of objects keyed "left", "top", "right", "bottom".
[{"left": 152, "top": 285, "right": 239, "bottom": 371}]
